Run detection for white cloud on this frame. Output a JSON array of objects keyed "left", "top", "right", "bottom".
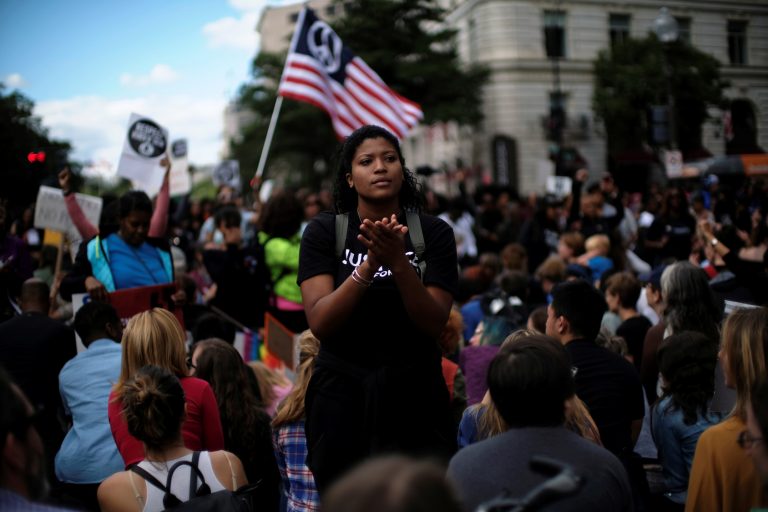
[
  {"left": 4, "top": 73, "right": 26, "bottom": 88},
  {"left": 120, "top": 64, "right": 179, "bottom": 87},
  {"left": 202, "top": 10, "right": 261, "bottom": 51},
  {"left": 35, "top": 94, "right": 227, "bottom": 174}
]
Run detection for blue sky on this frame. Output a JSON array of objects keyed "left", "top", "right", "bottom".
[{"left": 0, "top": 0, "right": 296, "bottom": 174}]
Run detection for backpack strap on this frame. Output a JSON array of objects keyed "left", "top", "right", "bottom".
[
  {"left": 336, "top": 212, "right": 426, "bottom": 280},
  {"left": 130, "top": 464, "right": 168, "bottom": 494},
  {"left": 405, "top": 211, "right": 426, "bottom": 280},
  {"left": 335, "top": 213, "right": 349, "bottom": 260},
  {"left": 162, "top": 452, "right": 212, "bottom": 509}
]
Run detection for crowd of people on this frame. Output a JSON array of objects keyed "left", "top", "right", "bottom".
[{"left": 1, "top": 123, "right": 768, "bottom": 511}]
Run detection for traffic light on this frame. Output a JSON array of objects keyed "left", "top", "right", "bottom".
[{"left": 27, "top": 151, "right": 46, "bottom": 163}]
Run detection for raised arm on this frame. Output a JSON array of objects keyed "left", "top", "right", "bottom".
[
  {"left": 149, "top": 158, "right": 171, "bottom": 237},
  {"left": 59, "top": 167, "right": 99, "bottom": 240}
]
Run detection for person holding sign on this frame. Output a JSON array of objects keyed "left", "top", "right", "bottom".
[
  {"left": 58, "top": 161, "right": 171, "bottom": 245},
  {"left": 298, "top": 125, "right": 458, "bottom": 492},
  {"left": 61, "top": 185, "right": 176, "bottom": 303}
]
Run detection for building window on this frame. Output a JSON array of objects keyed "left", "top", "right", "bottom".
[
  {"left": 609, "top": 14, "right": 631, "bottom": 48},
  {"left": 543, "top": 10, "right": 566, "bottom": 58},
  {"left": 727, "top": 20, "right": 747, "bottom": 65},
  {"left": 325, "top": 5, "right": 336, "bottom": 16},
  {"left": 468, "top": 17, "right": 478, "bottom": 62},
  {"left": 289, "top": 12, "right": 299, "bottom": 23},
  {"left": 675, "top": 17, "right": 691, "bottom": 43}
]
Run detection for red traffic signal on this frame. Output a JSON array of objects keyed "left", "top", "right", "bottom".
[{"left": 27, "top": 151, "right": 46, "bottom": 163}]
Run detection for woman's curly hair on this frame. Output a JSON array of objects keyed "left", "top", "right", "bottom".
[
  {"left": 657, "top": 331, "right": 718, "bottom": 425},
  {"left": 332, "top": 125, "right": 422, "bottom": 214}
]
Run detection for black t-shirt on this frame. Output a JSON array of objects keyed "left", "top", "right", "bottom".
[
  {"left": 616, "top": 315, "right": 652, "bottom": 372},
  {"left": 298, "top": 211, "right": 458, "bottom": 369},
  {"left": 565, "top": 338, "right": 644, "bottom": 456}
]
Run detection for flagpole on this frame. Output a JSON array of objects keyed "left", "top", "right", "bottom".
[
  {"left": 253, "top": 95, "right": 284, "bottom": 183},
  {"left": 252, "top": 7, "right": 309, "bottom": 189}
]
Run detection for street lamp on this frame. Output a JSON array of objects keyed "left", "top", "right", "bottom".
[
  {"left": 653, "top": 7, "right": 679, "bottom": 149},
  {"left": 653, "top": 7, "right": 679, "bottom": 43}
]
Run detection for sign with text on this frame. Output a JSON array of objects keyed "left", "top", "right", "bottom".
[
  {"left": 169, "top": 139, "right": 192, "bottom": 196},
  {"left": 546, "top": 176, "right": 572, "bottom": 198},
  {"left": 33, "top": 186, "right": 102, "bottom": 241},
  {"left": 664, "top": 150, "right": 684, "bottom": 179},
  {"left": 117, "top": 113, "right": 169, "bottom": 195},
  {"left": 213, "top": 160, "right": 241, "bottom": 189}
]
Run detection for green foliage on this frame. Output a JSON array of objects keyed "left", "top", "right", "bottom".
[
  {"left": 0, "top": 84, "right": 72, "bottom": 215},
  {"left": 593, "top": 35, "right": 728, "bottom": 158},
  {"left": 333, "top": 0, "right": 488, "bottom": 125},
  {"left": 231, "top": 0, "right": 488, "bottom": 187}
]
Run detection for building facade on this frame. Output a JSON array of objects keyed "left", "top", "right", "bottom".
[
  {"left": 251, "top": 0, "right": 767, "bottom": 193},
  {"left": 439, "top": 0, "right": 768, "bottom": 192}
]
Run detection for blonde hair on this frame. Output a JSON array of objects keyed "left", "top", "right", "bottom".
[
  {"left": 585, "top": 234, "right": 610, "bottom": 255},
  {"left": 272, "top": 330, "right": 321, "bottom": 428},
  {"left": 115, "top": 308, "right": 188, "bottom": 397},
  {"left": 248, "top": 361, "right": 292, "bottom": 409},
  {"left": 721, "top": 307, "right": 768, "bottom": 420}
]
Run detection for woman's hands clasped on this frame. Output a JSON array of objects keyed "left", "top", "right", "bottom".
[{"left": 357, "top": 214, "right": 410, "bottom": 272}]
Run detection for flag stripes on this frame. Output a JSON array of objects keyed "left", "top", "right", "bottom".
[{"left": 276, "top": 8, "right": 423, "bottom": 140}]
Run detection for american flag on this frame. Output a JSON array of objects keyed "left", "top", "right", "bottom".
[{"left": 277, "top": 7, "right": 423, "bottom": 140}]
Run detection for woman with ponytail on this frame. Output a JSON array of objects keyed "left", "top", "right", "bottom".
[{"left": 98, "top": 365, "right": 247, "bottom": 512}]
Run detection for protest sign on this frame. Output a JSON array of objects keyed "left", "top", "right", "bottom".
[
  {"left": 546, "top": 176, "right": 573, "bottom": 198},
  {"left": 664, "top": 150, "right": 683, "bottom": 179},
  {"left": 109, "top": 283, "right": 184, "bottom": 330},
  {"left": 213, "top": 160, "right": 241, "bottom": 189},
  {"left": 169, "top": 139, "right": 192, "bottom": 196},
  {"left": 33, "top": 186, "right": 102, "bottom": 241},
  {"left": 71, "top": 283, "right": 183, "bottom": 352},
  {"left": 264, "top": 312, "right": 296, "bottom": 369},
  {"left": 117, "top": 113, "right": 169, "bottom": 195}
]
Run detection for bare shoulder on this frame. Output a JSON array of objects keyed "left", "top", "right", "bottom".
[
  {"left": 210, "top": 450, "right": 249, "bottom": 490},
  {"left": 98, "top": 471, "right": 142, "bottom": 512}
]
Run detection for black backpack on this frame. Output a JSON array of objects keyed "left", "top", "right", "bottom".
[{"left": 130, "top": 451, "right": 256, "bottom": 512}]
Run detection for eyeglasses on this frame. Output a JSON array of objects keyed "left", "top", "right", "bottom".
[
  {"left": 738, "top": 430, "right": 764, "bottom": 450},
  {"left": 186, "top": 356, "right": 196, "bottom": 372}
]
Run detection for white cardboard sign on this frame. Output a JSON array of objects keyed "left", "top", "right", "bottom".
[
  {"left": 33, "top": 186, "right": 103, "bottom": 241},
  {"left": 546, "top": 176, "right": 572, "bottom": 198},
  {"left": 169, "top": 139, "right": 192, "bottom": 197},
  {"left": 117, "top": 113, "right": 169, "bottom": 195}
]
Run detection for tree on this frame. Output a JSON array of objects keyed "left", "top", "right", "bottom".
[
  {"left": 593, "top": 35, "right": 728, "bottom": 163},
  {"left": 0, "top": 84, "right": 72, "bottom": 215},
  {"left": 231, "top": 0, "right": 488, "bottom": 189}
]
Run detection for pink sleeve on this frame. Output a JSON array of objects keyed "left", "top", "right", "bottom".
[
  {"left": 199, "top": 381, "right": 225, "bottom": 451},
  {"left": 107, "top": 391, "right": 145, "bottom": 468},
  {"left": 64, "top": 193, "right": 99, "bottom": 240},
  {"left": 149, "top": 175, "right": 170, "bottom": 237}
]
